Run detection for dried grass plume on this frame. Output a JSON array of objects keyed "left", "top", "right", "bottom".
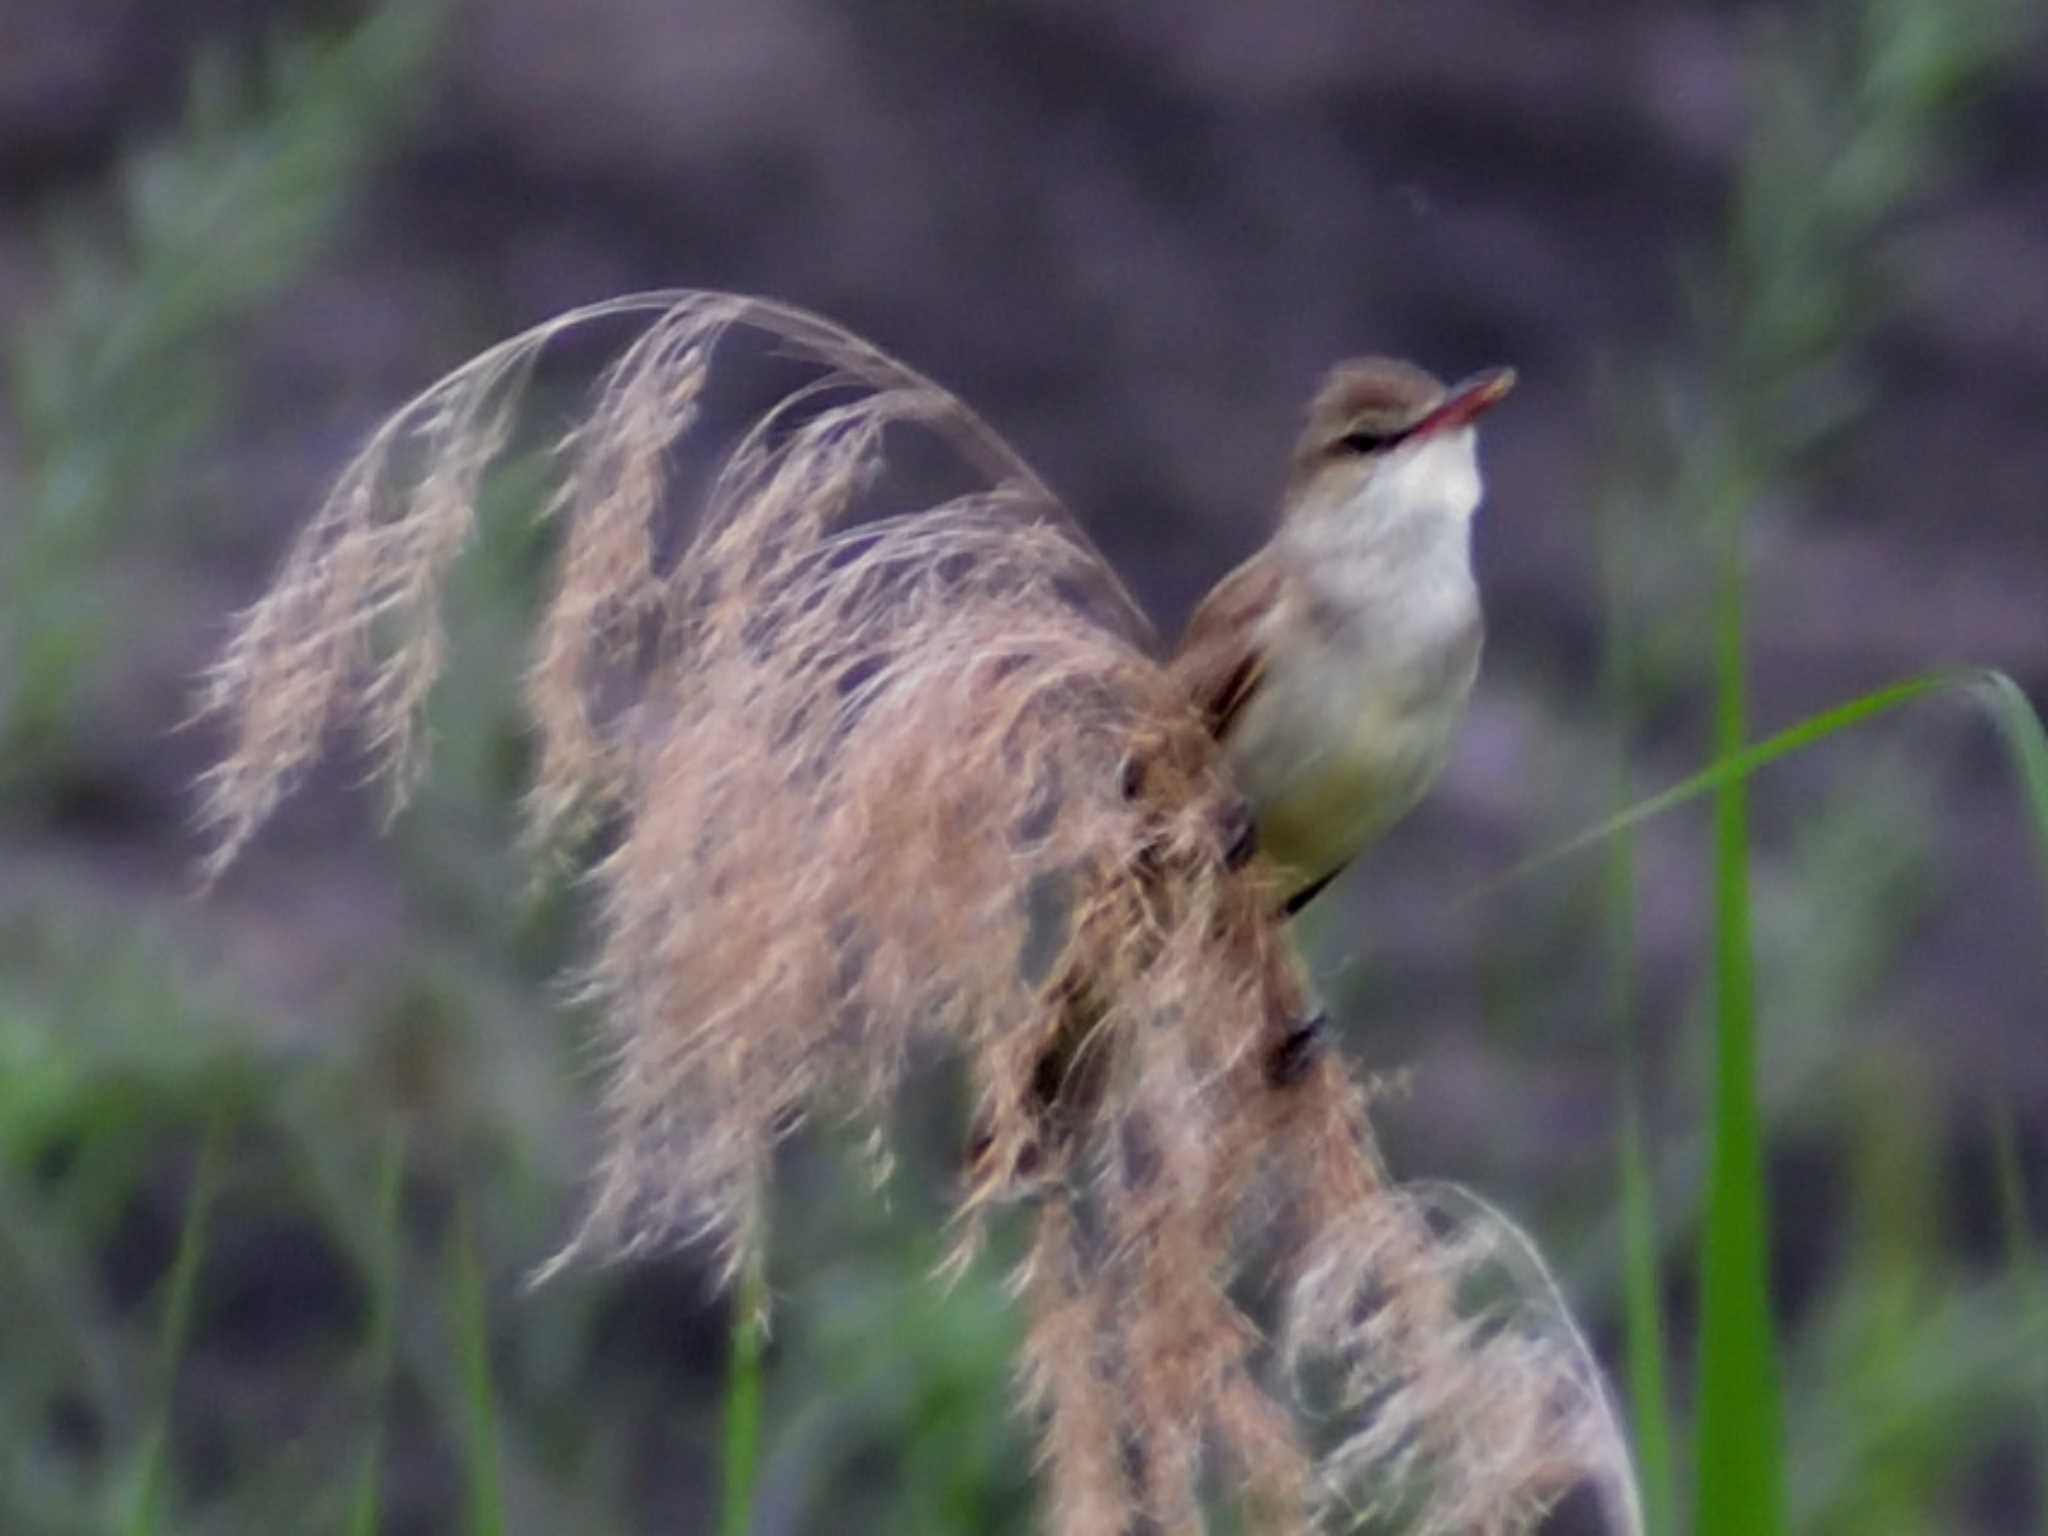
[{"left": 197, "top": 290, "right": 1641, "bottom": 1534}]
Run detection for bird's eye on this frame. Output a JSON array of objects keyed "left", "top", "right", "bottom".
[{"left": 1338, "top": 427, "right": 1401, "bottom": 454}]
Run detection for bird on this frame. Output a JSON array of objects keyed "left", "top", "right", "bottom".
[
  {"left": 993, "top": 357, "right": 1518, "bottom": 1160},
  {"left": 1171, "top": 356, "right": 1515, "bottom": 915}
]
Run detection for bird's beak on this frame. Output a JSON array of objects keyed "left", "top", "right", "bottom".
[{"left": 1413, "top": 366, "right": 1516, "bottom": 437}]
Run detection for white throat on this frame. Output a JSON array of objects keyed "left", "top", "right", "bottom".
[
  {"left": 1280, "top": 427, "right": 1483, "bottom": 579},
  {"left": 1374, "top": 427, "right": 1483, "bottom": 527}
]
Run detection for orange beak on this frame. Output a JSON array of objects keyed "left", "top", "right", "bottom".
[{"left": 1413, "top": 366, "right": 1516, "bottom": 437}]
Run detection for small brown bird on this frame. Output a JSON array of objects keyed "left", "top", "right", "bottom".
[{"left": 1172, "top": 358, "right": 1515, "bottom": 913}]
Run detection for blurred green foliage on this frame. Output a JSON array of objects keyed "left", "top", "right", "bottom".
[
  {"left": 0, "top": 6, "right": 436, "bottom": 790},
  {"left": 0, "top": 11, "right": 1038, "bottom": 1532},
  {"left": 0, "top": 0, "right": 2044, "bottom": 1532},
  {"left": 1560, "top": 0, "right": 2046, "bottom": 1530}
]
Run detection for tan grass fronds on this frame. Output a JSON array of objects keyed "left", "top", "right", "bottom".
[{"left": 196, "top": 290, "right": 1639, "bottom": 1534}]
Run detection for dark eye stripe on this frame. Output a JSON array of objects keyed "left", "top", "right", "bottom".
[{"left": 1338, "top": 427, "right": 1404, "bottom": 454}]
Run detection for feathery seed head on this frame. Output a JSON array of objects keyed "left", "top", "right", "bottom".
[{"left": 196, "top": 290, "right": 1638, "bottom": 1535}]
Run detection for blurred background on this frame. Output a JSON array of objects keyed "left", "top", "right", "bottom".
[{"left": 2, "top": 0, "right": 2045, "bottom": 1531}]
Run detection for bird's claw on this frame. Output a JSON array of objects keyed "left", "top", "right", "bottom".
[
  {"left": 1221, "top": 796, "right": 1257, "bottom": 870},
  {"left": 1266, "top": 1008, "right": 1327, "bottom": 1087}
]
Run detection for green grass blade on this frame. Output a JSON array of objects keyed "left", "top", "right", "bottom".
[
  {"left": 1993, "top": 1101, "right": 2048, "bottom": 1534},
  {"left": 1618, "top": 1097, "right": 1676, "bottom": 1536},
  {"left": 124, "top": 1114, "right": 227, "bottom": 1536},
  {"left": 1594, "top": 406, "right": 1676, "bottom": 1536},
  {"left": 1974, "top": 671, "right": 2048, "bottom": 878},
  {"left": 450, "top": 1195, "right": 507, "bottom": 1536},
  {"left": 1826, "top": 1061, "right": 1947, "bottom": 1531},
  {"left": 719, "top": 1256, "right": 769, "bottom": 1536},
  {"left": 1694, "top": 505, "right": 1787, "bottom": 1536},
  {"left": 0, "top": 1157, "right": 128, "bottom": 1432},
  {"left": 1980, "top": 669, "right": 2048, "bottom": 1528},
  {"left": 348, "top": 1125, "right": 408, "bottom": 1536},
  {"left": 1472, "top": 661, "right": 2047, "bottom": 1532},
  {"left": 1471, "top": 667, "right": 2048, "bottom": 908},
  {"left": 1471, "top": 673, "right": 1953, "bottom": 902}
]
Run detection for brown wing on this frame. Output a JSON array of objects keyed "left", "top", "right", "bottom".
[{"left": 1170, "top": 554, "right": 1285, "bottom": 740}]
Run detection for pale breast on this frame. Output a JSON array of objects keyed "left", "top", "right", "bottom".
[
  {"left": 1227, "top": 571, "right": 1481, "bottom": 892},
  {"left": 1209, "top": 427, "right": 1490, "bottom": 896}
]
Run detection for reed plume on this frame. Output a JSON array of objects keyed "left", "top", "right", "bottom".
[{"left": 197, "top": 289, "right": 1640, "bottom": 1534}]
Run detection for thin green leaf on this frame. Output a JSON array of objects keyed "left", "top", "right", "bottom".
[
  {"left": 124, "top": 1114, "right": 227, "bottom": 1536},
  {"left": 1619, "top": 1098, "right": 1677, "bottom": 1536},
  {"left": 720, "top": 1255, "right": 770, "bottom": 1536},
  {"left": 1972, "top": 668, "right": 2048, "bottom": 1524},
  {"left": 1468, "top": 673, "right": 1953, "bottom": 905},
  {"left": 450, "top": 1195, "right": 506, "bottom": 1536},
  {"left": 1973, "top": 671, "right": 2048, "bottom": 884},
  {"left": 1694, "top": 496, "right": 1787, "bottom": 1536},
  {"left": 1468, "top": 667, "right": 2048, "bottom": 910},
  {"left": 348, "top": 1124, "right": 408, "bottom": 1536},
  {"left": 1595, "top": 385, "right": 1676, "bottom": 1536},
  {"left": 1821, "top": 1062, "right": 1945, "bottom": 1531}
]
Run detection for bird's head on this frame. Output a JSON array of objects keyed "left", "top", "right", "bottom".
[{"left": 1283, "top": 356, "right": 1515, "bottom": 548}]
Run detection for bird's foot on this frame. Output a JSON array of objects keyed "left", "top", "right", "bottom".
[{"left": 1266, "top": 1008, "right": 1327, "bottom": 1087}]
